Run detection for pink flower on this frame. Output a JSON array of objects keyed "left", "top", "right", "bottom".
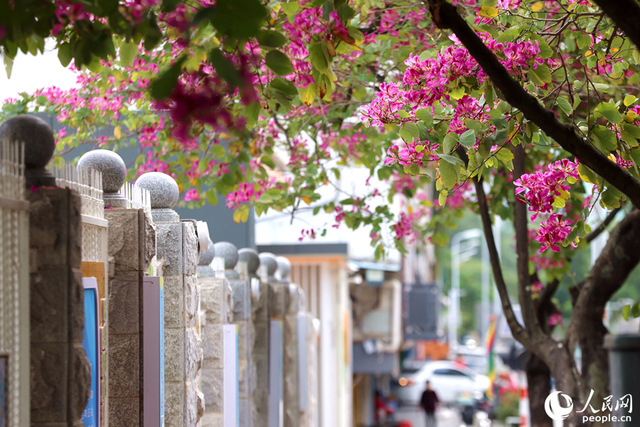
[
  {"left": 183, "top": 189, "right": 200, "bottom": 202},
  {"left": 548, "top": 313, "right": 563, "bottom": 326}
]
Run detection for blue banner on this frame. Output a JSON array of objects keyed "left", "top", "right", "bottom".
[{"left": 82, "top": 287, "right": 99, "bottom": 427}]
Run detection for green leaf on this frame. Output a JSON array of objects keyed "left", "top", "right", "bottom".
[
  {"left": 439, "top": 154, "right": 465, "bottom": 166},
  {"left": 416, "top": 108, "right": 433, "bottom": 126},
  {"left": 58, "top": 43, "right": 73, "bottom": 68},
  {"left": 557, "top": 97, "right": 573, "bottom": 115},
  {"left": 443, "top": 133, "right": 458, "bottom": 153},
  {"left": 246, "top": 101, "right": 261, "bottom": 127},
  {"left": 261, "top": 155, "right": 275, "bottom": 169},
  {"left": 209, "top": 0, "right": 268, "bottom": 39},
  {"left": 150, "top": 55, "right": 186, "bottom": 99},
  {"left": 119, "top": 40, "right": 137, "bottom": 67},
  {"left": 459, "top": 129, "right": 476, "bottom": 147},
  {"left": 205, "top": 189, "right": 219, "bottom": 206},
  {"left": 439, "top": 160, "right": 458, "bottom": 189},
  {"left": 144, "top": 14, "right": 163, "bottom": 51},
  {"left": 281, "top": 2, "right": 299, "bottom": 16},
  {"left": 265, "top": 50, "right": 294, "bottom": 76},
  {"left": 438, "top": 190, "right": 448, "bottom": 207},
  {"left": 465, "top": 119, "right": 485, "bottom": 132},
  {"left": 596, "top": 102, "right": 624, "bottom": 124},
  {"left": 624, "top": 123, "right": 640, "bottom": 139},
  {"left": 257, "top": 30, "right": 287, "bottom": 48},
  {"left": 271, "top": 77, "right": 298, "bottom": 96},
  {"left": 233, "top": 204, "right": 251, "bottom": 223},
  {"left": 309, "top": 42, "right": 329, "bottom": 73},
  {"left": 529, "top": 64, "right": 552, "bottom": 86},
  {"left": 620, "top": 131, "right": 638, "bottom": 147},
  {"left": 209, "top": 48, "right": 241, "bottom": 86},
  {"left": 403, "top": 123, "right": 420, "bottom": 139},
  {"left": 624, "top": 95, "right": 637, "bottom": 107},
  {"left": 530, "top": 35, "right": 553, "bottom": 58},
  {"left": 600, "top": 188, "right": 622, "bottom": 208},
  {"left": 592, "top": 125, "right": 618, "bottom": 151},
  {"left": 633, "top": 302, "right": 640, "bottom": 318},
  {"left": 622, "top": 304, "right": 631, "bottom": 321}
]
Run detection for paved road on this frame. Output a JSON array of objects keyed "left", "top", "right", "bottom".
[{"left": 394, "top": 405, "right": 463, "bottom": 427}]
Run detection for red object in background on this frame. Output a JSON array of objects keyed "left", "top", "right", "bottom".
[
  {"left": 453, "top": 354, "right": 467, "bottom": 368},
  {"left": 374, "top": 394, "right": 394, "bottom": 424},
  {"left": 497, "top": 371, "right": 519, "bottom": 396},
  {"left": 397, "top": 421, "right": 412, "bottom": 427}
]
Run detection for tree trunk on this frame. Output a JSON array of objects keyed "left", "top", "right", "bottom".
[{"left": 526, "top": 352, "right": 552, "bottom": 427}]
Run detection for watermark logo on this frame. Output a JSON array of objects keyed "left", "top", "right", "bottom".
[
  {"left": 544, "top": 389, "right": 633, "bottom": 424},
  {"left": 544, "top": 391, "right": 574, "bottom": 420}
]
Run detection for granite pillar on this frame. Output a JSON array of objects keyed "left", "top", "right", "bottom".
[
  {"left": 278, "top": 258, "right": 301, "bottom": 427},
  {"left": 199, "top": 239, "right": 234, "bottom": 426},
  {"left": 136, "top": 172, "right": 204, "bottom": 426},
  {"left": 2, "top": 115, "right": 91, "bottom": 426},
  {"left": 217, "top": 242, "right": 253, "bottom": 427}
]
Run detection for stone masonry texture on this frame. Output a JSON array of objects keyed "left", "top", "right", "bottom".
[
  {"left": 105, "top": 208, "right": 156, "bottom": 426},
  {"left": 28, "top": 189, "right": 91, "bottom": 426}
]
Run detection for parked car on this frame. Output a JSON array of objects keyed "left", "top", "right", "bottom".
[{"left": 391, "top": 361, "right": 491, "bottom": 405}]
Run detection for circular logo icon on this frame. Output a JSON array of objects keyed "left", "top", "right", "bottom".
[{"left": 544, "top": 391, "right": 574, "bottom": 420}]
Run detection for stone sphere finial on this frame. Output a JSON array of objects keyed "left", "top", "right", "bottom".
[
  {"left": 238, "top": 248, "right": 260, "bottom": 276},
  {"left": 78, "top": 149, "right": 127, "bottom": 207},
  {"left": 276, "top": 256, "right": 291, "bottom": 283},
  {"left": 199, "top": 238, "right": 215, "bottom": 266},
  {"left": 258, "top": 253, "right": 278, "bottom": 279},
  {"left": 135, "top": 172, "right": 180, "bottom": 209},
  {"left": 78, "top": 150, "right": 126, "bottom": 193},
  {"left": 213, "top": 242, "right": 239, "bottom": 270},
  {"left": 0, "top": 115, "right": 56, "bottom": 187}
]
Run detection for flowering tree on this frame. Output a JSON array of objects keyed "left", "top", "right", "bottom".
[{"left": 3, "top": 0, "right": 640, "bottom": 424}]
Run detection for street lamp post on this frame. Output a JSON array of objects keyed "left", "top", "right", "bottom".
[{"left": 449, "top": 228, "right": 483, "bottom": 354}]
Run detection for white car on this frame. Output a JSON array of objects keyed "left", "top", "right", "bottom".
[{"left": 391, "top": 361, "right": 491, "bottom": 405}]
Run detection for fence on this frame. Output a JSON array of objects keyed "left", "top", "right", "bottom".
[{"left": 0, "top": 140, "right": 29, "bottom": 427}]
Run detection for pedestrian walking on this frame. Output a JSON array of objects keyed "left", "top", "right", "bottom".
[{"left": 420, "top": 381, "right": 439, "bottom": 427}]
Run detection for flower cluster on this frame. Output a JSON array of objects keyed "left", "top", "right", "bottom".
[
  {"left": 514, "top": 159, "right": 579, "bottom": 220},
  {"left": 548, "top": 313, "right": 563, "bottom": 326},
  {"left": 535, "top": 213, "right": 573, "bottom": 253},
  {"left": 514, "top": 159, "right": 579, "bottom": 253},
  {"left": 384, "top": 139, "right": 439, "bottom": 167},
  {"left": 362, "top": 36, "right": 544, "bottom": 128}
]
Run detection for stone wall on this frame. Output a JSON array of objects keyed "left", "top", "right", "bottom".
[
  {"left": 28, "top": 188, "right": 91, "bottom": 426},
  {"left": 105, "top": 208, "right": 156, "bottom": 425},
  {"left": 137, "top": 172, "right": 204, "bottom": 426}
]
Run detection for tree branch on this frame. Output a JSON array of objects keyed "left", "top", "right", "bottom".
[
  {"left": 586, "top": 206, "right": 622, "bottom": 243},
  {"left": 513, "top": 145, "right": 543, "bottom": 336},
  {"left": 591, "top": 0, "right": 640, "bottom": 52},
  {"left": 429, "top": 1, "right": 640, "bottom": 209},
  {"left": 455, "top": 145, "right": 529, "bottom": 347}
]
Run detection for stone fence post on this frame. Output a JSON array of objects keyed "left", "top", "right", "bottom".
[
  {"left": 78, "top": 149, "right": 157, "bottom": 425},
  {"left": 238, "top": 249, "right": 266, "bottom": 427},
  {"left": 136, "top": 173, "right": 204, "bottom": 426},
  {"left": 216, "top": 242, "right": 253, "bottom": 427},
  {"left": 259, "top": 253, "right": 285, "bottom": 427},
  {"left": 278, "top": 257, "right": 301, "bottom": 427},
  {"left": 1, "top": 115, "right": 91, "bottom": 426},
  {"left": 199, "top": 239, "right": 234, "bottom": 425}
]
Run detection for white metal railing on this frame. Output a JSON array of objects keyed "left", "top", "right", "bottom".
[
  {"left": 122, "top": 181, "right": 151, "bottom": 214},
  {"left": 50, "top": 160, "right": 105, "bottom": 219},
  {"left": 50, "top": 157, "right": 110, "bottom": 425},
  {"left": 0, "top": 139, "right": 29, "bottom": 427}
]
